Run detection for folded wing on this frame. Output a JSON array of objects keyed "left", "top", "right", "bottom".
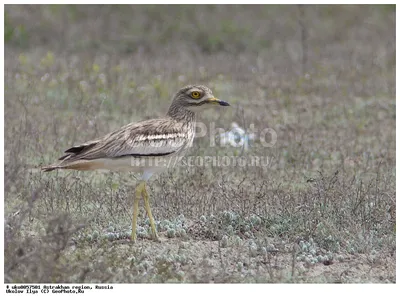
[{"left": 58, "top": 118, "right": 190, "bottom": 164}]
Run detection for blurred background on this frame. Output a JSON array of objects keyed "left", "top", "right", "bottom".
[{"left": 4, "top": 5, "right": 396, "bottom": 283}]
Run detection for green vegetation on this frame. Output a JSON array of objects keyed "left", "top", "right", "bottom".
[{"left": 4, "top": 5, "right": 395, "bottom": 283}]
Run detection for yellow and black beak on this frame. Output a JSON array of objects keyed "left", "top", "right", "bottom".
[{"left": 207, "top": 97, "right": 230, "bottom": 106}]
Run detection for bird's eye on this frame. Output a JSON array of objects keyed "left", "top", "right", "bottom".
[{"left": 191, "top": 91, "right": 201, "bottom": 99}]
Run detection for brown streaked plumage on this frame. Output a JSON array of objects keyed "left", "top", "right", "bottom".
[
  {"left": 42, "top": 84, "right": 230, "bottom": 242},
  {"left": 42, "top": 118, "right": 195, "bottom": 172}
]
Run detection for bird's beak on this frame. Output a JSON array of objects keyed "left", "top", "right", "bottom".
[{"left": 207, "top": 97, "right": 230, "bottom": 106}]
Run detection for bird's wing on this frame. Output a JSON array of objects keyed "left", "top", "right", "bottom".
[{"left": 59, "top": 118, "right": 190, "bottom": 163}]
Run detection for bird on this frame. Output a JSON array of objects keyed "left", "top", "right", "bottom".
[{"left": 41, "top": 84, "right": 230, "bottom": 242}]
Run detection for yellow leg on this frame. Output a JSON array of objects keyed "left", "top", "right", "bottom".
[
  {"left": 141, "top": 182, "right": 160, "bottom": 241},
  {"left": 131, "top": 182, "right": 142, "bottom": 242}
]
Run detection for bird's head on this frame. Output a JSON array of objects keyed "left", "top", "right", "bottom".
[{"left": 170, "top": 85, "right": 230, "bottom": 114}]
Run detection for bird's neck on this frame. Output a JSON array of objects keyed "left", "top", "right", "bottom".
[{"left": 166, "top": 103, "right": 196, "bottom": 123}]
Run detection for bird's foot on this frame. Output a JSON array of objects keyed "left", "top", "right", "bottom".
[{"left": 151, "top": 233, "right": 161, "bottom": 243}]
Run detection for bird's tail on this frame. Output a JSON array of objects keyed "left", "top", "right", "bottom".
[
  {"left": 41, "top": 165, "right": 62, "bottom": 172},
  {"left": 41, "top": 160, "right": 105, "bottom": 172}
]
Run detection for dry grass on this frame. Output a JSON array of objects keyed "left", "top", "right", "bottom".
[{"left": 4, "top": 5, "right": 395, "bottom": 283}]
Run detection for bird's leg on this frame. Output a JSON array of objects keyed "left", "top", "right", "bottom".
[
  {"left": 131, "top": 182, "right": 143, "bottom": 242},
  {"left": 141, "top": 182, "right": 160, "bottom": 242}
]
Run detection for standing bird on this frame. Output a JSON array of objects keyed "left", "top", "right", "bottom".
[{"left": 42, "top": 85, "right": 229, "bottom": 242}]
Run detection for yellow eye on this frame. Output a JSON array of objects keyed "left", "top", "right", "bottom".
[{"left": 191, "top": 91, "right": 201, "bottom": 99}]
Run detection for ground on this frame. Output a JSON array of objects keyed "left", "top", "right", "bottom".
[{"left": 4, "top": 5, "right": 396, "bottom": 283}]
